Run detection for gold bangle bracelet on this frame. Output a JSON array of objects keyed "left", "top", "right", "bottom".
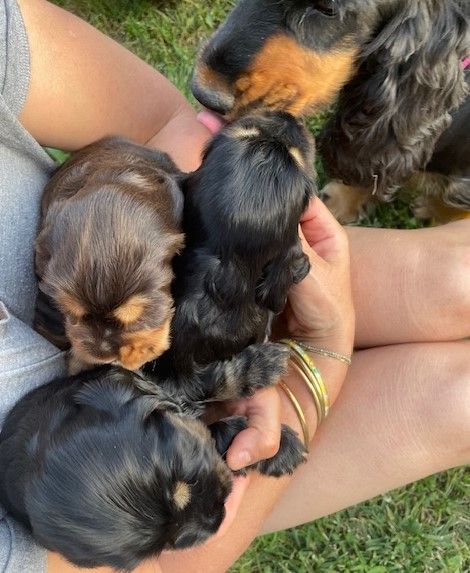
[
  {"left": 288, "top": 357, "right": 324, "bottom": 423},
  {"left": 281, "top": 339, "right": 330, "bottom": 419},
  {"left": 278, "top": 380, "right": 310, "bottom": 452},
  {"left": 294, "top": 339, "right": 352, "bottom": 366}
]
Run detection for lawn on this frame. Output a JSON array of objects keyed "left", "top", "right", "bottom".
[{"left": 51, "top": 1, "right": 469, "bottom": 571}]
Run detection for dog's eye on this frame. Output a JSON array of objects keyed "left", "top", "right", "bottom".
[{"left": 311, "top": 0, "right": 338, "bottom": 17}]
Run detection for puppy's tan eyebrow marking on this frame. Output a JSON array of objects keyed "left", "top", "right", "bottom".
[
  {"left": 116, "top": 171, "right": 152, "bottom": 189},
  {"left": 288, "top": 147, "right": 305, "bottom": 168},
  {"left": 230, "top": 126, "right": 261, "bottom": 139},
  {"left": 173, "top": 481, "right": 191, "bottom": 510},
  {"left": 57, "top": 292, "right": 87, "bottom": 319},
  {"left": 113, "top": 294, "right": 149, "bottom": 325}
]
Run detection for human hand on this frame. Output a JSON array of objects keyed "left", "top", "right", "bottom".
[
  {"left": 276, "top": 197, "right": 355, "bottom": 352},
  {"left": 199, "top": 385, "right": 282, "bottom": 543}
]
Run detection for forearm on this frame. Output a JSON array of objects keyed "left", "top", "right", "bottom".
[{"left": 18, "top": 0, "right": 210, "bottom": 171}]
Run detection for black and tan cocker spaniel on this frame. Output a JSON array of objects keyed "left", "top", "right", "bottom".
[{"left": 192, "top": 0, "right": 470, "bottom": 223}]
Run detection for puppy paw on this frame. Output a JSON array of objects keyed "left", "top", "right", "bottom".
[
  {"left": 206, "top": 342, "right": 289, "bottom": 402},
  {"left": 291, "top": 253, "right": 310, "bottom": 284},
  {"left": 210, "top": 416, "right": 248, "bottom": 457},
  {"left": 256, "top": 424, "right": 307, "bottom": 477},
  {"left": 236, "top": 342, "right": 290, "bottom": 396}
]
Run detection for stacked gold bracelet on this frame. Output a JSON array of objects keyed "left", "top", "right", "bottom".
[
  {"left": 277, "top": 338, "right": 351, "bottom": 451},
  {"left": 281, "top": 338, "right": 330, "bottom": 422}
]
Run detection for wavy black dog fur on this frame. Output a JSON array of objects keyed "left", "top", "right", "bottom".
[
  {"left": 192, "top": 0, "right": 470, "bottom": 216},
  {"left": 0, "top": 342, "right": 306, "bottom": 571},
  {"left": 155, "top": 111, "right": 315, "bottom": 376}
]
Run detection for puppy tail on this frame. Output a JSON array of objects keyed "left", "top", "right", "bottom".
[{"left": 204, "top": 257, "right": 249, "bottom": 307}]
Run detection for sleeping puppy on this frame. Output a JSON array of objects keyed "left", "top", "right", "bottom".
[
  {"left": 163, "top": 111, "right": 315, "bottom": 374},
  {"left": 0, "top": 343, "right": 305, "bottom": 571},
  {"left": 35, "top": 137, "right": 184, "bottom": 372}
]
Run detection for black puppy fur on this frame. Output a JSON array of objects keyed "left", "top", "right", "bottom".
[
  {"left": 161, "top": 111, "right": 315, "bottom": 374},
  {"left": 0, "top": 343, "right": 306, "bottom": 571}
]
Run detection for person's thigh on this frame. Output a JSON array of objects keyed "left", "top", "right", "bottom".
[
  {"left": 262, "top": 340, "right": 470, "bottom": 533},
  {"left": 348, "top": 220, "right": 470, "bottom": 348}
]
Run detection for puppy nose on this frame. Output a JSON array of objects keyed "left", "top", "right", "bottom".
[{"left": 191, "top": 77, "right": 234, "bottom": 115}]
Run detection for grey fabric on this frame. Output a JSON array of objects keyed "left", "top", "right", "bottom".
[{"left": 1, "top": 1, "right": 66, "bottom": 571}]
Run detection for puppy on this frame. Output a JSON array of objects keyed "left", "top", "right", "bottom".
[
  {"left": 163, "top": 111, "right": 315, "bottom": 374},
  {"left": 192, "top": 0, "right": 470, "bottom": 222},
  {"left": 0, "top": 343, "right": 305, "bottom": 571},
  {"left": 35, "top": 137, "right": 184, "bottom": 372}
]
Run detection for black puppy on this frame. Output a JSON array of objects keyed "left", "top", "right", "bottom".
[
  {"left": 163, "top": 111, "right": 315, "bottom": 373},
  {"left": 0, "top": 343, "right": 305, "bottom": 571}
]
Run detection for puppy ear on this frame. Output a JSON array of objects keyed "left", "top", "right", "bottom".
[{"left": 320, "top": 1, "right": 469, "bottom": 199}]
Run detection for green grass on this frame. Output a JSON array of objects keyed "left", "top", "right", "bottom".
[{"left": 51, "top": 2, "right": 468, "bottom": 570}]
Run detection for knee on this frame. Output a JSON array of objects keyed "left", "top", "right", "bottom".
[{"left": 431, "top": 221, "right": 470, "bottom": 325}]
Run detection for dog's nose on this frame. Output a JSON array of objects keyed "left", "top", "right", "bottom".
[{"left": 191, "top": 77, "right": 235, "bottom": 115}]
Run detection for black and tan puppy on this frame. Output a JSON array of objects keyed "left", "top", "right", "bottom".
[
  {"left": 0, "top": 343, "right": 305, "bottom": 571},
  {"left": 35, "top": 137, "right": 184, "bottom": 372},
  {"left": 192, "top": 0, "right": 470, "bottom": 222},
  {"left": 161, "top": 111, "right": 315, "bottom": 374}
]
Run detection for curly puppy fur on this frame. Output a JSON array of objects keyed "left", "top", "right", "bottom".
[
  {"left": 35, "top": 137, "right": 184, "bottom": 372},
  {"left": 0, "top": 343, "right": 306, "bottom": 571},
  {"left": 192, "top": 0, "right": 469, "bottom": 214},
  {"left": 163, "top": 111, "right": 315, "bottom": 374}
]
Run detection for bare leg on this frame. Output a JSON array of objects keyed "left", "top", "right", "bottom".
[
  {"left": 262, "top": 340, "right": 470, "bottom": 532},
  {"left": 348, "top": 219, "right": 470, "bottom": 348}
]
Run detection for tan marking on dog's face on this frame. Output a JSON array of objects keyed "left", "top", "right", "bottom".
[
  {"left": 116, "top": 171, "right": 153, "bottom": 189},
  {"left": 173, "top": 481, "right": 191, "bottom": 510},
  {"left": 112, "top": 294, "right": 149, "bottom": 325},
  {"left": 288, "top": 147, "right": 305, "bottom": 168},
  {"left": 230, "top": 126, "right": 261, "bottom": 139},
  {"left": 233, "top": 35, "right": 358, "bottom": 116},
  {"left": 118, "top": 319, "right": 172, "bottom": 370},
  {"left": 56, "top": 292, "right": 87, "bottom": 319}
]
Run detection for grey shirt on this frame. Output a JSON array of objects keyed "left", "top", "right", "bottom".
[{"left": 1, "top": 1, "right": 66, "bottom": 571}]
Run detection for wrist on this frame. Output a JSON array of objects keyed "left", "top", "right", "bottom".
[{"left": 278, "top": 337, "right": 352, "bottom": 443}]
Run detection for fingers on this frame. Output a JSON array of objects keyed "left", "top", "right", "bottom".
[
  {"left": 300, "top": 197, "right": 348, "bottom": 263},
  {"left": 225, "top": 386, "right": 281, "bottom": 471}
]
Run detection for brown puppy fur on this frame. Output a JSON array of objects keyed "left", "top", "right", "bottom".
[{"left": 36, "top": 137, "right": 184, "bottom": 372}]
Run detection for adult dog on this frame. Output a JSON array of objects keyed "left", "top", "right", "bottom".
[{"left": 192, "top": 0, "right": 470, "bottom": 222}]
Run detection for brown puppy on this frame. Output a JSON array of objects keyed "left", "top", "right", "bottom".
[{"left": 36, "top": 137, "right": 184, "bottom": 372}]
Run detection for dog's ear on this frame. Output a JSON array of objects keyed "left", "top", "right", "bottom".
[{"left": 320, "top": 0, "right": 469, "bottom": 199}]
